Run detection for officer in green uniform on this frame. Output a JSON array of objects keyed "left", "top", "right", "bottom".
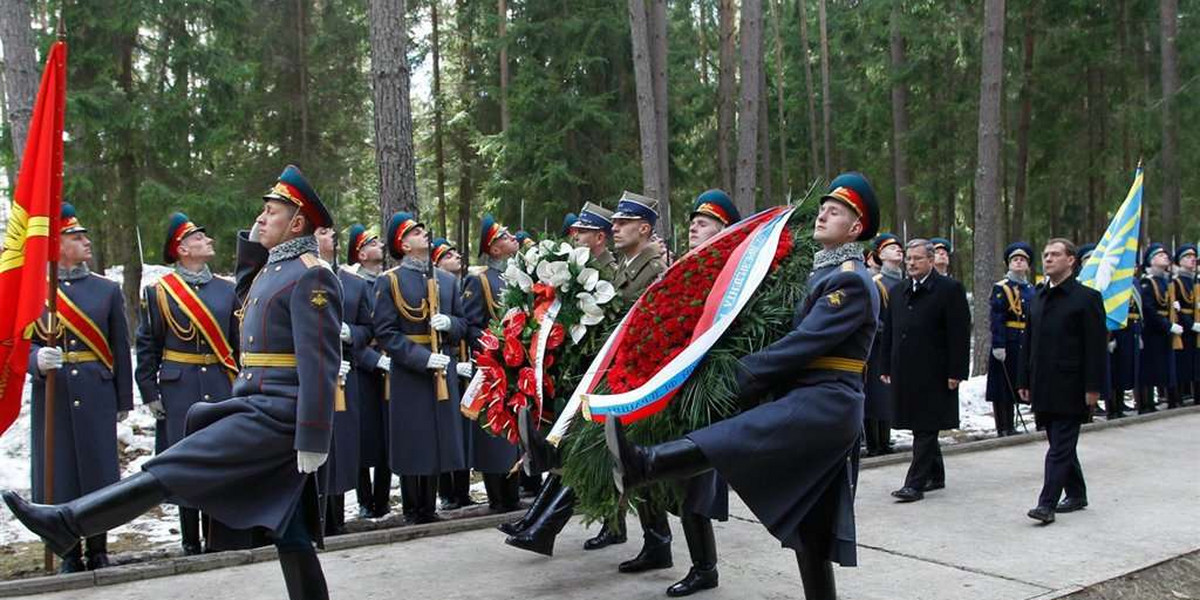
[
  {"left": 611, "top": 191, "right": 667, "bottom": 305},
  {"left": 569, "top": 202, "right": 617, "bottom": 277}
]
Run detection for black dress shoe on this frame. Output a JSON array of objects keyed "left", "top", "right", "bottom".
[
  {"left": 440, "top": 499, "right": 463, "bottom": 511},
  {"left": 667, "top": 566, "right": 718, "bottom": 596},
  {"left": 1026, "top": 506, "right": 1055, "bottom": 524},
  {"left": 583, "top": 522, "right": 626, "bottom": 550},
  {"left": 1056, "top": 498, "right": 1088, "bottom": 513},
  {"left": 890, "top": 487, "right": 924, "bottom": 502}
]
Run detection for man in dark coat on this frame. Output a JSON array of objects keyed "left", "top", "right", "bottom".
[
  {"left": 373, "top": 212, "right": 469, "bottom": 525},
  {"left": 5, "top": 165, "right": 342, "bottom": 600},
  {"left": 1137, "top": 243, "right": 1179, "bottom": 413},
  {"left": 463, "top": 216, "right": 523, "bottom": 512},
  {"left": 986, "top": 242, "right": 1035, "bottom": 437},
  {"left": 345, "top": 224, "right": 392, "bottom": 519},
  {"left": 137, "top": 212, "right": 260, "bottom": 554},
  {"left": 606, "top": 172, "right": 882, "bottom": 600},
  {"left": 25, "top": 204, "right": 132, "bottom": 572},
  {"left": 1019, "top": 238, "right": 1106, "bottom": 524},
  {"left": 864, "top": 233, "right": 904, "bottom": 456},
  {"left": 881, "top": 238, "right": 971, "bottom": 503}
]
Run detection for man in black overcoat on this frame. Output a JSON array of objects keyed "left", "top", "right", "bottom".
[
  {"left": 1018, "top": 239, "right": 1106, "bottom": 524},
  {"left": 881, "top": 238, "right": 971, "bottom": 502}
]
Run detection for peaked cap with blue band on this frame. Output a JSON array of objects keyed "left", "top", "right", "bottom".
[
  {"left": 1005, "top": 241, "right": 1034, "bottom": 264},
  {"left": 262, "top": 164, "right": 332, "bottom": 229},
  {"left": 611, "top": 191, "right": 659, "bottom": 228},
  {"left": 821, "top": 172, "right": 879, "bottom": 241},
  {"left": 1143, "top": 242, "right": 1168, "bottom": 269},
  {"left": 690, "top": 189, "right": 741, "bottom": 226},
  {"left": 386, "top": 211, "right": 424, "bottom": 259},
  {"left": 1175, "top": 243, "right": 1197, "bottom": 264},
  {"left": 572, "top": 202, "right": 614, "bottom": 234},
  {"left": 163, "top": 212, "right": 206, "bottom": 264}
]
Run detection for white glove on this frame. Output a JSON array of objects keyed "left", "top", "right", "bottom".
[
  {"left": 430, "top": 313, "right": 452, "bottom": 332},
  {"left": 1139, "top": 338, "right": 1144, "bottom": 350},
  {"left": 376, "top": 355, "right": 392, "bottom": 373},
  {"left": 1192, "top": 322, "right": 1200, "bottom": 334},
  {"left": 991, "top": 348, "right": 1006, "bottom": 362},
  {"left": 456, "top": 362, "right": 473, "bottom": 379},
  {"left": 1107, "top": 340, "right": 1117, "bottom": 354},
  {"left": 117, "top": 411, "right": 129, "bottom": 422},
  {"left": 296, "top": 451, "right": 327, "bottom": 474},
  {"left": 426, "top": 353, "right": 451, "bottom": 371},
  {"left": 1173, "top": 301, "right": 1182, "bottom": 311},
  {"left": 338, "top": 360, "right": 351, "bottom": 379},
  {"left": 147, "top": 400, "right": 166, "bottom": 419},
  {"left": 1171, "top": 323, "right": 1184, "bottom": 336},
  {"left": 36, "top": 347, "right": 63, "bottom": 374},
  {"left": 340, "top": 323, "right": 353, "bottom": 343}
]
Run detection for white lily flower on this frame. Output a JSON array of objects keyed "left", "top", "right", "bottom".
[
  {"left": 505, "top": 263, "right": 534, "bottom": 292},
  {"left": 593, "top": 280, "right": 616, "bottom": 304},
  {"left": 570, "top": 246, "right": 591, "bottom": 268},
  {"left": 576, "top": 267, "right": 599, "bottom": 291},
  {"left": 537, "top": 260, "right": 572, "bottom": 288},
  {"left": 539, "top": 239, "right": 558, "bottom": 253},
  {"left": 577, "top": 292, "right": 605, "bottom": 325},
  {"left": 569, "top": 323, "right": 588, "bottom": 344},
  {"left": 523, "top": 247, "right": 542, "bottom": 274}
]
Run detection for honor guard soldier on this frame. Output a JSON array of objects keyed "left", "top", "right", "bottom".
[
  {"left": 605, "top": 172, "right": 882, "bottom": 600},
  {"left": 7, "top": 165, "right": 343, "bottom": 600},
  {"left": 24, "top": 204, "right": 133, "bottom": 572},
  {"left": 516, "top": 230, "right": 535, "bottom": 250},
  {"left": 569, "top": 202, "right": 618, "bottom": 276},
  {"left": 1172, "top": 244, "right": 1199, "bottom": 408},
  {"left": 931, "top": 237, "right": 953, "bottom": 277},
  {"left": 987, "top": 242, "right": 1035, "bottom": 436},
  {"left": 345, "top": 225, "right": 392, "bottom": 519},
  {"left": 136, "top": 212, "right": 258, "bottom": 554},
  {"left": 864, "top": 233, "right": 904, "bottom": 456},
  {"left": 373, "top": 212, "right": 470, "bottom": 525},
  {"left": 1108, "top": 284, "right": 1141, "bottom": 419},
  {"left": 431, "top": 236, "right": 480, "bottom": 511},
  {"left": 1137, "top": 243, "right": 1179, "bottom": 413},
  {"left": 463, "top": 218, "right": 524, "bottom": 512}
]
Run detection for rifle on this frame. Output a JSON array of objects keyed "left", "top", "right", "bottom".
[{"left": 427, "top": 251, "right": 450, "bottom": 402}]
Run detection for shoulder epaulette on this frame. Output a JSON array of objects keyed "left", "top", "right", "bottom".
[
  {"left": 467, "top": 265, "right": 489, "bottom": 277},
  {"left": 995, "top": 278, "right": 1008, "bottom": 286},
  {"left": 841, "top": 260, "right": 856, "bottom": 272},
  {"left": 299, "top": 253, "right": 321, "bottom": 269},
  {"left": 214, "top": 274, "right": 235, "bottom": 284},
  {"left": 872, "top": 272, "right": 884, "bottom": 281},
  {"left": 339, "top": 264, "right": 364, "bottom": 279}
]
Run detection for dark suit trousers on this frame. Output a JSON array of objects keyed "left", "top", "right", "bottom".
[
  {"left": 903, "top": 430, "right": 944, "bottom": 489},
  {"left": 1037, "top": 418, "right": 1087, "bottom": 508}
]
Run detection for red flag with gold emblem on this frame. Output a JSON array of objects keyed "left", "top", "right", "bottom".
[{"left": 0, "top": 41, "right": 67, "bottom": 436}]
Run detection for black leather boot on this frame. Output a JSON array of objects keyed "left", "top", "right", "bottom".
[
  {"left": 605, "top": 415, "right": 712, "bottom": 493},
  {"left": 58, "top": 544, "right": 85, "bottom": 574},
  {"left": 324, "top": 495, "right": 346, "bottom": 536},
  {"left": 583, "top": 513, "right": 627, "bottom": 550},
  {"left": 454, "top": 469, "right": 476, "bottom": 507},
  {"left": 416, "top": 476, "right": 441, "bottom": 524},
  {"left": 356, "top": 469, "right": 375, "bottom": 518},
  {"left": 667, "top": 513, "right": 718, "bottom": 596},
  {"left": 181, "top": 507, "right": 203, "bottom": 555},
  {"left": 2, "top": 471, "right": 167, "bottom": 557},
  {"left": 504, "top": 485, "right": 576, "bottom": 556},
  {"left": 84, "top": 534, "right": 111, "bottom": 570},
  {"left": 796, "top": 550, "right": 837, "bottom": 600},
  {"left": 371, "top": 468, "right": 392, "bottom": 518},
  {"left": 519, "top": 406, "right": 558, "bottom": 475},
  {"left": 498, "top": 474, "right": 562, "bottom": 536},
  {"left": 278, "top": 550, "right": 330, "bottom": 600},
  {"left": 439, "top": 472, "right": 462, "bottom": 510},
  {"left": 483, "top": 473, "right": 520, "bottom": 511},
  {"left": 618, "top": 507, "right": 672, "bottom": 573},
  {"left": 399, "top": 475, "right": 419, "bottom": 523}
]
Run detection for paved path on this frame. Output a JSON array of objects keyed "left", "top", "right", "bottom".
[{"left": 9, "top": 413, "right": 1200, "bottom": 599}]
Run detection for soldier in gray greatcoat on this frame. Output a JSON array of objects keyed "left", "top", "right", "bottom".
[
  {"left": 26, "top": 204, "right": 132, "bottom": 572},
  {"left": 5, "top": 165, "right": 342, "bottom": 600},
  {"left": 372, "top": 212, "right": 470, "bottom": 525}
]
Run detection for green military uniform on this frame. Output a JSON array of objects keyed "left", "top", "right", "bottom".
[{"left": 613, "top": 245, "right": 666, "bottom": 304}]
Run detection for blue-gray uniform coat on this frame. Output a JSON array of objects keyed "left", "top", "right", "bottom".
[
  {"left": 373, "top": 263, "right": 468, "bottom": 476},
  {"left": 462, "top": 265, "right": 522, "bottom": 474},
  {"left": 686, "top": 257, "right": 879, "bottom": 567},
  {"left": 27, "top": 270, "right": 133, "bottom": 504},
  {"left": 324, "top": 266, "right": 375, "bottom": 495},
  {"left": 1110, "top": 296, "right": 1140, "bottom": 392},
  {"left": 1172, "top": 273, "right": 1196, "bottom": 385},
  {"left": 864, "top": 270, "right": 902, "bottom": 420},
  {"left": 135, "top": 273, "right": 239, "bottom": 446},
  {"left": 349, "top": 268, "right": 388, "bottom": 469},
  {"left": 1138, "top": 274, "right": 1176, "bottom": 388},
  {"left": 986, "top": 277, "right": 1034, "bottom": 405},
  {"left": 143, "top": 235, "right": 342, "bottom": 541}
]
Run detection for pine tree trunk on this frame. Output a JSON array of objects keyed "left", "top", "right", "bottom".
[
  {"left": 797, "top": 0, "right": 820, "bottom": 184},
  {"left": 717, "top": 0, "right": 735, "bottom": 192},
  {"left": 629, "top": 0, "right": 664, "bottom": 205},
  {"left": 369, "top": 0, "right": 419, "bottom": 223},
  {"left": 759, "top": 66, "right": 773, "bottom": 206},
  {"left": 499, "top": 0, "right": 510, "bottom": 133},
  {"left": 432, "top": 0, "right": 448, "bottom": 236},
  {"left": 698, "top": 0, "right": 710, "bottom": 87},
  {"left": 733, "top": 0, "right": 763, "bottom": 217},
  {"left": 1012, "top": 1, "right": 1035, "bottom": 242},
  {"left": 116, "top": 33, "right": 142, "bottom": 337},
  {"left": 454, "top": 0, "right": 476, "bottom": 259},
  {"left": 972, "top": 0, "right": 1006, "bottom": 376},
  {"left": 771, "top": 0, "right": 787, "bottom": 195},
  {"left": 1159, "top": 0, "right": 1181, "bottom": 241},
  {"left": 650, "top": 0, "right": 671, "bottom": 241},
  {"left": 889, "top": 0, "right": 911, "bottom": 234},
  {"left": 0, "top": 0, "right": 39, "bottom": 170},
  {"left": 817, "top": 0, "right": 833, "bottom": 180}
]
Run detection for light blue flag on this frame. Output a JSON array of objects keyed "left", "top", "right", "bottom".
[{"left": 1080, "top": 166, "right": 1144, "bottom": 331}]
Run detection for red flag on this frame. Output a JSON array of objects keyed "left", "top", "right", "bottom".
[{"left": 0, "top": 41, "right": 67, "bottom": 436}]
